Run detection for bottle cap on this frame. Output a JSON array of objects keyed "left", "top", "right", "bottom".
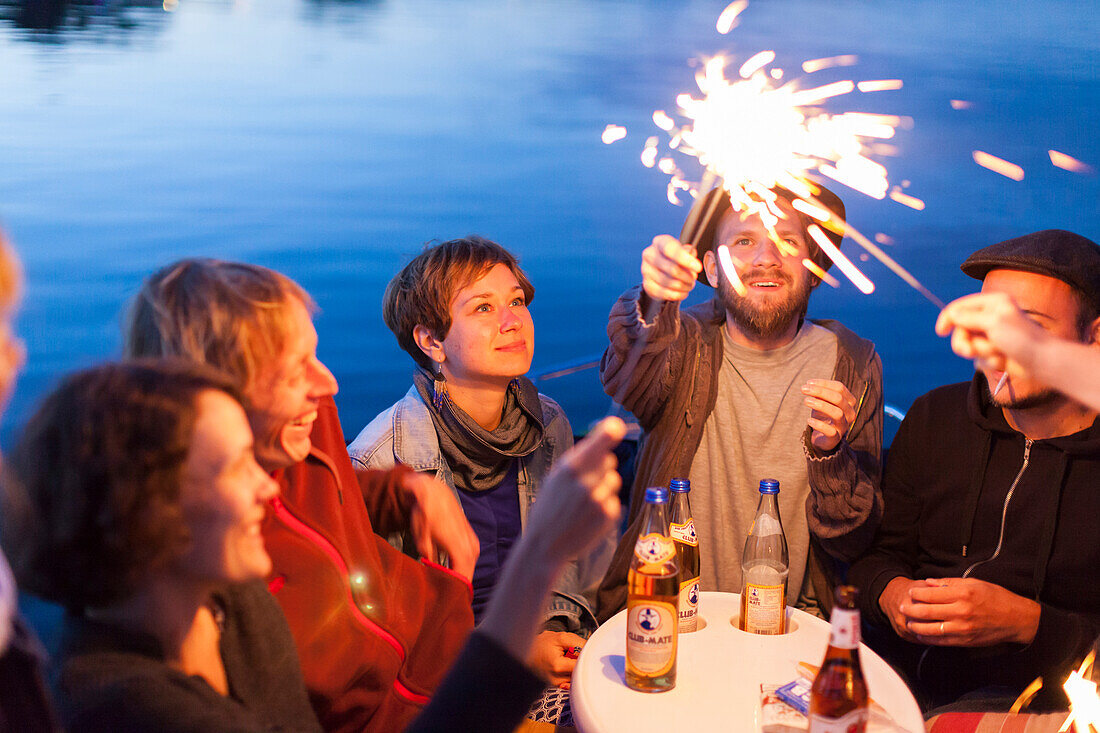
[
  {"left": 644, "top": 486, "right": 669, "bottom": 503},
  {"left": 669, "top": 478, "right": 690, "bottom": 493},
  {"left": 758, "top": 478, "right": 780, "bottom": 494}
]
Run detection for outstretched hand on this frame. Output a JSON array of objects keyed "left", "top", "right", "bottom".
[
  {"left": 525, "top": 416, "right": 626, "bottom": 568},
  {"left": 641, "top": 235, "right": 702, "bottom": 302},
  {"left": 935, "top": 292, "right": 1046, "bottom": 376}
]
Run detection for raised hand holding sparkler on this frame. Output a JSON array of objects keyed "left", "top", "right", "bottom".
[{"left": 640, "top": 235, "right": 702, "bottom": 303}]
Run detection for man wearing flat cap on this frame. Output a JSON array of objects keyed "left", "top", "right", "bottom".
[
  {"left": 595, "top": 184, "right": 884, "bottom": 622},
  {"left": 850, "top": 229, "right": 1100, "bottom": 710}
]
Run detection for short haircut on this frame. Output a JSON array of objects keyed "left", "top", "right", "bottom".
[
  {"left": 124, "top": 259, "right": 314, "bottom": 394},
  {"left": 382, "top": 236, "right": 534, "bottom": 370},
  {"left": 0, "top": 360, "right": 241, "bottom": 610}
]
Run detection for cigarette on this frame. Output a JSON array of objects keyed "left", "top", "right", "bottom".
[{"left": 992, "top": 372, "right": 1008, "bottom": 396}]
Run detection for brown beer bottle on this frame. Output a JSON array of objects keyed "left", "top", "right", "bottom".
[
  {"left": 809, "top": 585, "right": 868, "bottom": 732},
  {"left": 625, "top": 486, "right": 678, "bottom": 692},
  {"left": 668, "top": 478, "right": 700, "bottom": 633}
]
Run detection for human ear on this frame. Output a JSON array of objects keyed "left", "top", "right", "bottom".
[
  {"left": 703, "top": 249, "right": 720, "bottom": 288},
  {"left": 1086, "top": 315, "right": 1100, "bottom": 346},
  {"left": 412, "top": 325, "right": 445, "bottom": 364}
]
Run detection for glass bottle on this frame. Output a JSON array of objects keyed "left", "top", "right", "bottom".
[
  {"left": 668, "top": 478, "right": 700, "bottom": 633},
  {"left": 809, "top": 585, "right": 868, "bottom": 732},
  {"left": 625, "top": 486, "right": 679, "bottom": 692},
  {"left": 739, "top": 478, "right": 789, "bottom": 634}
]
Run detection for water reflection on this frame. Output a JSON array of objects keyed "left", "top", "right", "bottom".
[
  {"left": 0, "top": 0, "right": 169, "bottom": 41},
  {"left": 299, "top": 0, "right": 383, "bottom": 26}
]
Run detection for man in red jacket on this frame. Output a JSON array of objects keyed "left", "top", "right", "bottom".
[{"left": 124, "top": 258, "right": 481, "bottom": 732}]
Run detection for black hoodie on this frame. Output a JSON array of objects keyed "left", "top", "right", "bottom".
[{"left": 849, "top": 374, "right": 1100, "bottom": 706}]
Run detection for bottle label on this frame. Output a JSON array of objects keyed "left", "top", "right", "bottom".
[
  {"left": 743, "top": 583, "right": 785, "bottom": 633},
  {"left": 828, "top": 608, "right": 860, "bottom": 650},
  {"left": 626, "top": 599, "right": 677, "bottom": 676},
  {"left": 808, "top": 708, "right": 867, "bottom": 732},
  {"left": 678, "top": 577, "right": 699, "bottom": 632},
  {"left": 634, "top": 532, "right": 676, "bottom": 566},
  {"left": 669, "top": 519, "right": 698, "bottom": 546}
]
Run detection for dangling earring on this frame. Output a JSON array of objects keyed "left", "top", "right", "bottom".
[{"left": 432, "top": 363, "right": 448, "bottom": 410}]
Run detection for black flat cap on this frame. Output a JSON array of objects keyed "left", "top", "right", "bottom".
[{"left": 961, "top": 229, "right": 1100, "bottom": 309}]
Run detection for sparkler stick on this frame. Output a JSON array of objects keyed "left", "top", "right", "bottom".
[{"left": 607, "top": 178, "right": 725, "bottom": 418}]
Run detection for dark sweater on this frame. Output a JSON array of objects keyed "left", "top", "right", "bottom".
[
  {"left": 849, "top": 375, "right": 1100, "bottom": 706},
  {"left": 56, "top": 580, "right": 322, "bottom": 733},
  {"left": 404, "top": 632, "right": 545, "bottom": 733}
]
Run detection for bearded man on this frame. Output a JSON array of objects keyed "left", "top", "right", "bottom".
[{"left": 595, "top": 185, "right": 883, "bottom": 622}]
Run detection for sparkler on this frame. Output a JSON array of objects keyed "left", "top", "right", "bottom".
[{"left": 601, "top": 2, "right": 947, "bottom": 310}]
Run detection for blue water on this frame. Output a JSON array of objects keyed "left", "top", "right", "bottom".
[{"left": 0, "top": 0, "right": 1098, "bottom": 448}]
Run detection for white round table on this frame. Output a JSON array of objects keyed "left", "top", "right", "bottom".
[{"left": 571, "top": 592, "right": 923, "bottom": 732}]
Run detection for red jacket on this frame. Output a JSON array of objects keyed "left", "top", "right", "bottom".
[{"left": 262, "top": 396, "right": 474, "bottom": 732}]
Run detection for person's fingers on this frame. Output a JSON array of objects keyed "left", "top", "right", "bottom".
[
  {"left": 804, "top": 396, "right": 847, "bottom": 423},
  {"left": 642, "top": 254, "right": 696, "bottom": 296},
  {"left": 569, "top": 417, "right": 626, "bottom": 469},
  {"left": 807, "top": 415, "right": 839, "bottom": 435},
  {"left": 654, "top": 235, "right": 702, "bottom": 272},
  {"left": 414, "top": 531, "right": 437, "bottom": 566},
  {"left": 801, "top": 381, "right": 857, "bottom": 421},
  {"left": 641, "top": 262, "right": 694, "bottom": 296}
]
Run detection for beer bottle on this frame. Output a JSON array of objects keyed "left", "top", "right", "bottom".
[
  {"left": 739, "top": 478, "right": 789, "bottom": 634},
  {"left": 668, "top": 478, "right": 700, "bottom": 633},
  {"left": 626, "top": 486, "right": 679, "bottom": 692},
  {"left": 809, "top": 585, "right": 868, "bottom": 732}
]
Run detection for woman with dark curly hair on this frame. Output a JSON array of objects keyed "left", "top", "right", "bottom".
[{"left": 0, "top": 360, "right": 321, "bottom": 733}]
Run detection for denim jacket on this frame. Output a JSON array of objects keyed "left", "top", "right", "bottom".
[{"left": 349, "top": 386, "right": 601, "bottom": 634}]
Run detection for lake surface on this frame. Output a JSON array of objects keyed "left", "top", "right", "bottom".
[{"left": 1, "top": 0, "right": 1098, "bottom": 445}]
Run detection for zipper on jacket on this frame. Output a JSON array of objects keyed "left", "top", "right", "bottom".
[
  {"left": 269, "top": 496, "right": 431, "bottom": 706},
  {"left": 962, "top": 439, "right": 1032, "bottom": 577}
]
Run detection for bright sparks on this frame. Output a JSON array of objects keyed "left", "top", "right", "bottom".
[
  {"left": 604, "top": 1, "right": 947, "bottom": 306},
  {"left": 802, "top": 55, "right": 858, "bottom": 73},
  {"left": 601, "top": 125, "right": 627, "bottom": 144},
  {"left": 808, "top": 225, "right": 874, "bottom": 294},
  {"left": 889, "top": 189, "right": 925, "bottom": 210},
  {"left": 739, "top": 50, "right": 775, "bottom": 79},
  {"left": 716, "top": 245, "right": 748, "bottom": 295},
  {"left": 802, "top": 258, "right": 840, "bottom": 288},
  {"left": 857, "top": 79, "right": 903, "bottom": 92},
  {"left": 973, "top": 150, "right": 1025, "bottom": 181},
  {"left": 652, "top": 110, "right": 675, "bottom": 131},
  {"left": 1049, "top": 149, "right": 1094, "bottom": 174},
  {"left": 671, "top": 59, "right": 898, "bottom": 202},
  {"left": 1061, "top": 652, "right": 1100, "bottom": 733},
  {"left": 716, "top": 1, "right": 748, "bottom": 34}
]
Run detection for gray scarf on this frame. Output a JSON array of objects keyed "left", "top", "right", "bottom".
[{"left": 413, "top": 367, "right": 545, "bottom": 493}]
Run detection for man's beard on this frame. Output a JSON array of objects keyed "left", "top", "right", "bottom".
[
  {"left": 987, "top": 379, "right": 1062, "bottom": 410},
  {"left": 717, "top": 268, "right": 813, "bottom": 341}
]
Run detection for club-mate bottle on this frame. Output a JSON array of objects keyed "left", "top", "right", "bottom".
[
  {"left": 626, "top": 486, "right": 679, "bottom": 692},
  {"left": 668, "top": 478, "right": 700, "bottom": 633},
  {"left": 739, "top": 478, "right": 789, "bottom": 634},
  {"left": 809, "top": 585, "right": 868, "bottom": 732}
]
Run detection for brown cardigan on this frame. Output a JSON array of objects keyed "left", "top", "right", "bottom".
[{"left": 596, "top": 287, "right": 884, "bottom": 622}]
